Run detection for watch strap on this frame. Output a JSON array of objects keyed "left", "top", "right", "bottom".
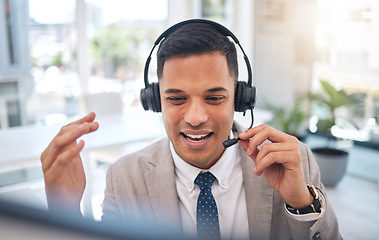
[{"left": 286, "top": 185, "right": 323, "bottom": 215}]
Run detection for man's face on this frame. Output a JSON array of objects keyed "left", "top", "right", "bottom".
[{"left": 160, "top": 52, "right": 235, "bottom": 169}]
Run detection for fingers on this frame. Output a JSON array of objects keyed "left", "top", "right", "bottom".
[
  {"left": 66, "top": 112, "right": 96, "bottom": 127},
  {"left": 238, "top": 124, "right": 300, "bottom": 175},
  {"left": 41, "top": 113, "right": 99, "bottom": 172},
  {"left": 239, "top": 125, "right": 298, "bottom": 155},
  {"left": 44, "top": 140, "right": 85, "bottom": 177},
  {"left": 253, "top": 143, "right": 300, "bottom": 176},
  {"left": 43, "top": 122, "right": 98, "bottom": 172},
  {"left": 41, "top": 113, "right": 97, "bottom": 159},
  {"left": 241, "top": 124, "right": 295, "bottom": 144}
]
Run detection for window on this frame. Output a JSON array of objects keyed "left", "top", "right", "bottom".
[
  {"left": 4, "top": 0, "right": 15, "bottom": 65},
  {"left": 26, "top": 0, "right": 169, "bottom": 125},
  {"left": 201, "top": 0, "right": 226, "bottom": 21},
  {"left": 349, "top": 8, "right": 372, "bottom": 23},
  {"left": 336, "top": 51, "right": 368, "bottom": 68},
  {"left": 313, "top": 1, "right": 379, "bottom": 144},
  {"left": 0, "top": 0, "right": 29, "bottom": 128},
  {"left": 28, "top": 0, "right": 79, "bottom": 125},
  {"left": 86, "top": 0, "right": 167, "bottom": 111}
]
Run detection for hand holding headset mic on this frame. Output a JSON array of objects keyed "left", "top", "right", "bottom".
[{"left": 140, "top": 19, "right": 256, "bottom": 148}]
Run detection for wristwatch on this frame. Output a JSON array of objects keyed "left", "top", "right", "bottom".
[{"left": 286, "top": 185, "right": 323, "bottom": 215}]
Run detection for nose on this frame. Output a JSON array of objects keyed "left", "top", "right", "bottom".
[{"left": 184, "top": 100, "right": 208, "bottom": 127}]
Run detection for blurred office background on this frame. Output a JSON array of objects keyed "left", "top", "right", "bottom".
[{"left": 0, "top": 0, "right": 378, "bottom": 239}]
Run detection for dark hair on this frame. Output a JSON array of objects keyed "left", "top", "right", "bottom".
[{"left": 156, "top": 22, "right": 238, "bottom": 82}]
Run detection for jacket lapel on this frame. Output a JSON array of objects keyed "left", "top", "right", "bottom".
[
  {"left": 143, "top": 138, "right": 183, "bottom": 232},
  {"left": 236, "top": 122, "right": 273, "bottom": 240},
  {"left": 142, "top": 123, "right": 275, "bottom": 238}
]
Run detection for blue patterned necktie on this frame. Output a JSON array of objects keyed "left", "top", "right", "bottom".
[{"left": 195, "top": 172, "right": 220, "bottom": 240}]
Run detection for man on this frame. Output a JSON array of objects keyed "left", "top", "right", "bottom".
[{"left": 41, "top": 20, "right": 342, "bottom": 240}]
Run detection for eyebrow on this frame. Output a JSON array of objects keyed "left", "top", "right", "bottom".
[
  {"left": 207, "top": 87, "right": 228, "bottom": 93},
  {"left": 164, "top": 87, "right": 228, "bottom": 94},
  {"left": 164, "top": 89, "right": 184, "bottom": 94}
]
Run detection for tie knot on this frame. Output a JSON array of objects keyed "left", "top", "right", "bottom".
[{"left": 195, "top": 172, "right": 216, "bottom": 190}]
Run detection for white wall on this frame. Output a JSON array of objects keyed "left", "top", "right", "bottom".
[
  {"left": 167, "top": 0, "right": 197, "bottom": 25},
  {"left": 253, "top": 0, "right": 316, "bottom": 108},
  {"left": 166, "top": 0, "right": 316, "bottom": 109}
]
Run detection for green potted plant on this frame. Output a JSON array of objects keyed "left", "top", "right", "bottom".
[
  {"left": 307, "top": 79, "right": 353, "bottom": 187},
  {"left": 264, "top": 97, "right": 309, "bottom": 142}
]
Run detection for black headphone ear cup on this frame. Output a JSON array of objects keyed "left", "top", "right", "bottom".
[
  {"left": 151, "top": 83, "right": 161, "bottom": 112},
  {"left": 235, "top": 81, "right": 256, "bottom": 113},
  {"left": 140, "top": 87, "right": 149, "bottom": 111},
  {"left": 234, "top": 81, "right": 244, "bottom": 112},
  {"left": 140, "top": 83, "right": 161, "bottom": 112}
]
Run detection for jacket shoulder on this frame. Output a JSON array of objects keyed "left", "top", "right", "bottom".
[{"left": 110, "top": 137, "right": 171, "bottom": 171}]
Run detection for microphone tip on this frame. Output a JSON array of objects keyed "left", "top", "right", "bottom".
[{"left": 223, "top": 138, "right": 240, "bottom": 148}]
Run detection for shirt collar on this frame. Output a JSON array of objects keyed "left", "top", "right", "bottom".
[{"left": 171, "top": 131, "right": 238, "bottom": 192}]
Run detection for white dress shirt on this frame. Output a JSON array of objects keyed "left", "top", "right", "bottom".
[
  {"left": 170, "top": 132, "right": 250, "bottom": 240},
  {"left": 170, "top": 132, "right": 324, "bottom": 239}
]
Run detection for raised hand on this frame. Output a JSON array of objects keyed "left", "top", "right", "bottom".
[
  {"left": 41, "top": 112, "right": 99, "bottom": 212},
  {"left": 238, "top": 124, "right": 313, "bottom": 209}
]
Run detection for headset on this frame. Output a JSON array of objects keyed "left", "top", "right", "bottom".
[{"left": 140, "top": 19, "right": 256, "bottom": 148}]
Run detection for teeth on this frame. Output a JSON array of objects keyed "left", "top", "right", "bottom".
[
  {"left": 186, "top": 134, "right": 207, "bottom": 139},
  {"left": 183, "top": 133, "right": 210, "bottom": 142}
]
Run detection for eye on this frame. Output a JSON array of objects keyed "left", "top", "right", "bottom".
[
  {"left": 166, "top": 96, "right": 186, "bottom": 105},
  {"left": 205, "top": 96, "right": 226, "bottom": 105}
]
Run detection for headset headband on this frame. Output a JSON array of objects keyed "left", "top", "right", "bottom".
[{"left": 143, "top": 19, "right": 252, "bottom": 88}]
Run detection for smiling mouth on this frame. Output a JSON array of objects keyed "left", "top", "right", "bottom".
[{"left": 181, "top": 133, "right": 213, "bottom": 142}]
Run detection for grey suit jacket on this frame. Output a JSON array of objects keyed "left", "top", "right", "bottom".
[{"left": 102, "top": 122, "right": 342, "bottom": 240}]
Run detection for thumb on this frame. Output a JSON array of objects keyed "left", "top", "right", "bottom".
[{"left": 238, "top": 138, "right": 249, "bottom": 152}]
